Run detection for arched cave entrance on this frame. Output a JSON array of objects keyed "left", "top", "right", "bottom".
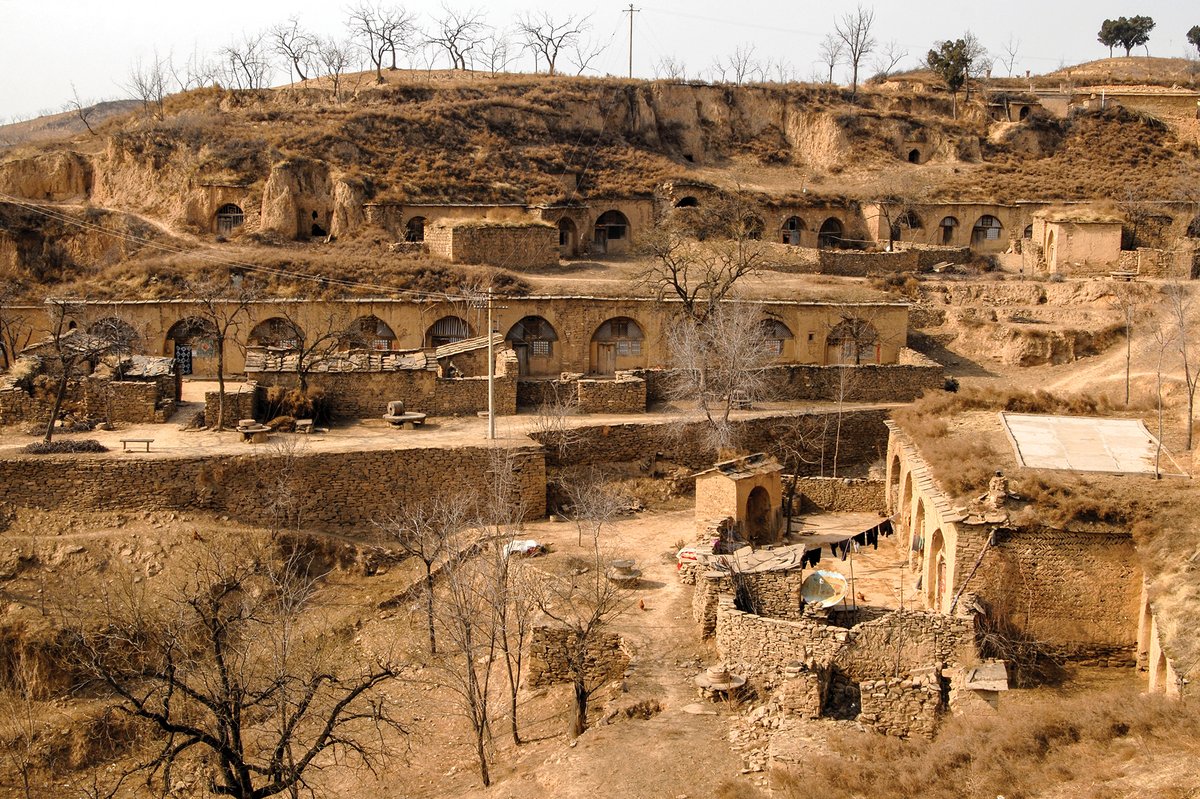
[{"left": 745, "top": 486, "right": 773, "bottom": 546}]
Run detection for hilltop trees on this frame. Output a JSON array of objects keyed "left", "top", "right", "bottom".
[
  {"left": 1098, "top": 16, "right": 1155, "bottom": 57},
  {"left": 1189, "top": 25, "right": 1200, "bottom": 56},
  {"left": 926, "top": 39, "right": 972, "bottom": 118},
  {"left": 833, "top": 4, "right": 876, "bottom": 97}
]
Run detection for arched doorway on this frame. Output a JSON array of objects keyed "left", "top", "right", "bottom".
[
  {"left": 817, "top": 217, "right": 844, "bottom": 249},
  {"left": 557, "top": 218, "right": 578, "bottom": 256},
  {"left": 249, "top": 317, "right": 302, "bottom": 350},
  {"left": 166, "top": 317, "right": 218, "bottom": 376},
  {"left": 590, "top": 316, "right": 644, "bottom": 375},
  {"left": 781, "top": 216, "right": 805, "bottom": 245},
  {"left": 405, "top": 216, "right": 426, "bottom": 243},
  {"left": 939, "top": 216, "right": 959, "bottom": 246},
  {"left": 424, "top": 316, "right": 471, "bottom": 349},
  {"left": 593, "top": 210, "right": 630, "bottom": 255},
  {"left": 344, "top": 315, "right": 396, "bottom": 351},
  {"left": 745, "top": 486, "right": 773, "bottom": 546},
  {"left": 888, "top": 454, "right": 902, "bottom": 510},
  {"left": 675, "top": 196, "right": 700, "bottom": 208},
  {"left": 505, "top": 315, "right": 559, "bottom": 376},
  {"left": 826, "top": 317, "right": 881, "bottom": 365},
  {"left": 311, "top": 210, "right": 327, "bottom": 238},
  {"left": 926, "top": 529, "right": 946, "bottom": 610},
  {"left": 1018, "top": 105, "right": 1031, "bottom": 121},
  {"left": 890, "top": 210, "right": 922, "bottom": 243},
  {"left": 907, "top": 148, "right": 921, "bottom": 164},
  {"left": 900, "top": 471, "right": 913, "bottom": 547},
  {"left": 1046, "top": 230, "right": 1058, "bottom": 272},
  {"left": 971, "top": 214, "right": 1004, "bottom": 247},
  {"left": 215, "top": 203, "right": 244, "bottom": 235},
  {"left": 911, "top": 499, "right": 925, "bottom": 572},
  {"left": 741, "top": 214, "right": 765, "bottom": 240}
]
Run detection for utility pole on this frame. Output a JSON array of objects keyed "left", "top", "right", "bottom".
[
  {"left": 486, "top": 287, "right": 496, "bottom": 441},
  {"left": 624, "top": 3, "right": 639, "bottom": 79}
]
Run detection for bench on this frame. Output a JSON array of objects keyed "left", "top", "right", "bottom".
[
  {"left": 120, "top": 438, "right": 154, "bottom": 452},
  {"left": 295, "top": 419, "right": 314, "bottom": 434}
]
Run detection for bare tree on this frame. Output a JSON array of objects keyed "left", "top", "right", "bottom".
[
  {"left": 872, "top": 40, "right": 908, "bottom": 79},
  {"left": 0, "top": 660, "right": 45, "bottom": 799},
  {"left": 63, "top": 547, "right": 404, "bottom": 799},
  {"left": 316, "top": 37, "right": 357, "bottom": 100},
  {"left": 533, "top": 535, "right": 632, "bottom": 737},
  {"left": 479, "top": 29, "right": 515, "bottom": 75},
  {"left": 172, "top": 46, "right": 221, "bottom": 91},
  {"left": 0, "top": 280, "right": 33, "bottom": 371},
  {"left": 516, "top": 11, "right": 592, "bottom": 76},
  {"left": 654, "top": 55, "right": 687, "bottom": 81},
  {"left": 818, "top": 33, "right": 844, "bottom": 84},
  {"left": 529, "top": 382, "right": 584, "bottom": 460},
  {"left": 66, "top": 83, "right": 97, "bottom": 136},
  {"left": 428, "top": 4, "right": 488, "bottom": 70},
  {"left": 567, "top": 34, "right": 610, "bottom": 76},
  {"left": 834, "top": 4, "right": 876, "bottom": 97},
  {"left": 1107, "top": 282, "right": 1144, "bottom": 408},
  {"left": 767, "top": 413, "right": 828, "bottom": 532},
  {"left": 271, "top": 17, "right": 318, "bottom": 83},
  {"left": 377, "top": 493, "right": 469, "bottom": 654},
  {"left": 725, "top": 44, "right": 761, "bottom": 86},
  {"left": 1165, "top": 281, "right": 1200, "bottom": 450},
  {"left": 1000, "top": 34, "right": 1021, "bottom": 77},
  {"left": 37, "top": 299, "right": 136, "bottom": 443},
  {"left": 348, "top": 2, "right": 417, "bottom": 82},
  {"left": 560, "top": 467, "right": 630, "bottom": 546},
  {"left": 221, "top": 31, "right": 274, "bottom": 90},
  {"left": 182, "top": 275, "right": 257, "bottom": 430},
  {"left": 272, "top": 306, "right": 356, "bottom": 393},
  {"left": 665, "top": 302, "right": 774, "bottom": 454},
  {"left": 125, "top": 51, "right": 171, "bottom": 118}
]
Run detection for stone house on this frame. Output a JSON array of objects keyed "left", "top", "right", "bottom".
[
  {"left": 694, "top": 454, "right": 784, "bottom": 547},
  {"left": 1028, "top": 209, "right": 1123, "bottom": 276}
]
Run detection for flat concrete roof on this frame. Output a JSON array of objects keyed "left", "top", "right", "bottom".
[{"left": 1000, "top": 412, "right": 1187, "bottom": 477}]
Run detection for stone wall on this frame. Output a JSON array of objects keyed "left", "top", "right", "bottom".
[
  {"left": 0, "top": 377, "right": 171, "bottom": 426},
  {"left": 432, "top": 374, "right": 517, "bottom": 417},
  {"left": 0, "top": 444, "right": 546, "bottom": 531},
  {"left": 426, "top": 222, "right": 559, "bottom": 268},
  {"left": 715, "top": 594, "right": 978, "bottom": 684},
  {"left": 629, "top": 353, "right": 943, "bottom": 406},
  {"left": 576, "top": 376, "right": 647, "bottom": 414},
  {"left": 858, "top": 669, "right": 943, "bottom": 740},
  {"left": 532, "top": 408, "right": 891, "bottom": 473},
  {"left": 816, "top": 248, "right": 971, "bottom": 277},
  {"left": 693, "top": 570, "right": 732, "bottom": 637},
  {"left": 527, "top": 623, "right": 630, "bottom": 688},
  {"left": 204, "top": 387, "right": 258, "bottom": 427},
  {"left": 735, "top": 570, "right": 807, "bottom": 620},
  {"left": 790, "top": 477, "right": 885, "bottom": 513},
  {"left": 779, "top": 668, "right": 827, "bottom": 719}
]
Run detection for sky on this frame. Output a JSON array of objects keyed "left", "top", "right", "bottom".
[{"left": 1, "top": 0, "right": 1196, "bottom": 121}]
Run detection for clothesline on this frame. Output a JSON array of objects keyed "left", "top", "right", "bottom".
[{"left": 795, "top": 518, "right": 894, "bottom": 568}]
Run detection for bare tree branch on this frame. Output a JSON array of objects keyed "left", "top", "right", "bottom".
[{"left": 515, "top": 11, "right": 592, "bottom": 77}]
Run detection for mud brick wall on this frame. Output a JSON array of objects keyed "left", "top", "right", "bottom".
[
  {"left": 532, "top": 408, "right": 890, "bottom": 473},
  {"left": 960, "top": 526, "right": 1141, "bottom": 665},
  {"left": 527, "top": 624, "right": 630, "bottom": 687},
  {"left": 858, "top": 670, "right": 943, "bottom": 740},
  {"left": 427, "top": 223, "right": 558, "bottom": 268},
  {"left": 790, "top": 477, "right": 885, "bottom": 513},
  {"left": 204, "top": 388, "right": 258, "bottom": 427},
  {"left": 0, "top": 444, "right": 546, "bottom": 531},
  {"left": 577, "top": 377, "right": 646, "bottom": 414}
]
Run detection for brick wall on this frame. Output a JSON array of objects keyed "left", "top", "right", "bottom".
[
  {"left": 0, "top": 444, "right": 546, "bottom": 531},
  {"left": 532, "top": 408, "right": 891, "bottom": 472},
  {"left": 577, "top": 376, "right": 647, "bottom": 413},
  {"left": 527, "top": 623, "right": 630, "bottom": 687}
]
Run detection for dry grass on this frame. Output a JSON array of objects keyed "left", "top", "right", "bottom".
[{"left": 772, "top": 687, "right": 1200, "bottom": 799}]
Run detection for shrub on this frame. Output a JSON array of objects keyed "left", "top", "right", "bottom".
[{"left": 23, "top": 439, "right": 108, "bottom": 454}]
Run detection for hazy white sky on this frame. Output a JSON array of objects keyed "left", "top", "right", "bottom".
[{"left": 1, "top": 0, "right": 1196, "bottom": 120}]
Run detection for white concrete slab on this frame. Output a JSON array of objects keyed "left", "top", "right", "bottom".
[{"left": 1000, "top": 412, "right": 1185, "bottom": 476}]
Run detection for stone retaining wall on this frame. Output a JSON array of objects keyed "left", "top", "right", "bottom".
[
  {"left": 1, "top": 377, "right": 172, "bottom": 426},
  {"left": 527, "top": 624, "right": 631, "bottom": 687},
  {"left": 0, "top": 444, "right": 546, "bottom": 531},
  {"left": 735, "top": 570, "right": 807, "bottom": 620},
  {"left": 204, "top": 387, "right": 258, "bottom": 427},
  {"left": 858, "top": 670, "right": 943, "bottom": 739},
  {"left": 693, "top": 570, "right": 732, "bottom": 637},
  {"left": 426, "top": 222, "right": 558, "bottom": 268},
  {"left": 789, "top": 477, "right": 885, "bottom": 513},
  {"left": 577, "top": 376, "right": 647, "bottom": 414}
]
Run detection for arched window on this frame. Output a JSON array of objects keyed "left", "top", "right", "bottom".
[
  {"left": 971, "top": 214, "right": 1004, "bottom": 245},
  {"left": 405, "top": 216, "right": 426, "bottom": 243},
  {"left": 506, "top": 315, "right": 559, "bottom": 376},
  {"left": 675, "top": 196, "right": 700, "bottom": 208},
  {"left": 781, "top": 216, "right": 805, "bottom": 245},
  {"left": 249, "top": 317, "right": 302, "bottom": 349},
  {"left": 345, "top": 315, "right": 396, "bottom": 351},
  {"left": 87, "top": 317, "right": 139, "bottom": 351},
  {"left": 1022, "top": 224, "right": 1033, "bottom": 239},
  {"left": 817, "top": 217, "right": 844, "bottom": 249},
  {"left": 939, "top": 216, "right": 959, "bottom": 245},
  {"left": 759, "top": 318, "right": 793, "bottom": 356},
  {"left": 215, "top": 203, "right": 244, "bottom": 234},
  {"left": 424, "top": 316, "right": 471, "bottom": 349},
  {"left": 890, "top": 210, "right": 922, "bottom": 241},
  {"left": 826, "top": 317, "right": 880, "bottom": 365}
]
